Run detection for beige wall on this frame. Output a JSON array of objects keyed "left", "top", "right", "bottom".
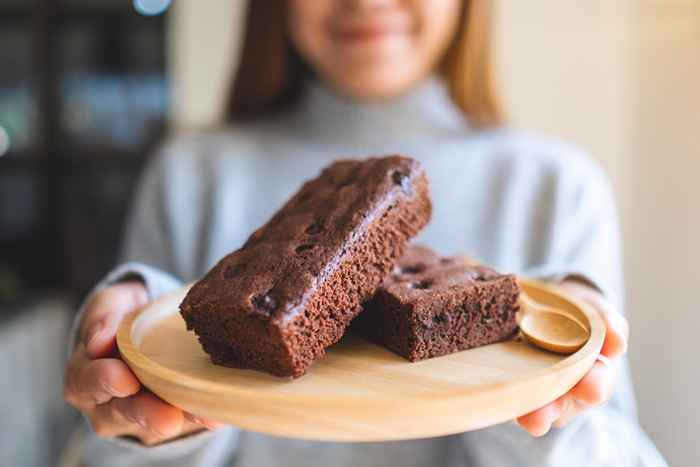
[
  {"left": 626, "top": 1, "right": 700, "bottom": 463},
  {"left": 499, "top": 1, "right": 698, "bottom": 466},
  {"left": 169, "top": 2, "right": 699, "bottom": 465},
  {"left": 168, "top": 0, "right": 244, "bottom": 128},
  {"left": 496, "top": 0, "right": 634, "bottom": 194}
]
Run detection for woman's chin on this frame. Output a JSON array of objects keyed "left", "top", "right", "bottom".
[{"left": 323, "top": 68, "right": 428, "bottom": 102}]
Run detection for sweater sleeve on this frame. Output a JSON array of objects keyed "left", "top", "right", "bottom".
[
  {"left": 68, "top": 145, "right": 240, "bottom": 467},
  {"left": 521, "top": 156, "right": 624, "bottom": 311},
  {"left": 459, "top": 152, "right": 667, "bottom": 467}
]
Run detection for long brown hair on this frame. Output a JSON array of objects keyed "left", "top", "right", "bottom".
[{"left": 227, "top": 1, "right": 505, "bottom": 128}]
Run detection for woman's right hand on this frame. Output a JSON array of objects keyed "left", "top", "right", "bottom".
[{"left": 63, "top": 281, "right": 223, "bottom": 445}]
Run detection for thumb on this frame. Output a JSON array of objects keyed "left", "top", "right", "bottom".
[{"left": 82, "top": 281, "right": 149, "bottom": 359}]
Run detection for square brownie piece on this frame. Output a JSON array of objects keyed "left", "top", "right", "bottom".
[
  {"left": 180, "top": 156, "right": 431, "bottom": 377},
  {"left": 356, "top": 246, "right": 520, "bottom": 361}
]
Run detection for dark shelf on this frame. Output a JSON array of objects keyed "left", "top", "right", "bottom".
[
  {"left": 1, "top": 0, "right": 169, "bottom": 300},
  {"left": 0, "top": 2, "right": 168, "bottom": 22},
  {"left": 0, "top": 5, "right": 32, "bottom": 22},
  {"left": 62, "top": 5, "right": 168, "bottom": 21},
  {"left": 60, "top": 153, "right": 150, "bottom": 169},
  {"left": 0, "top": 150, "right": 41, "bottom": 168},
  {"left": 0, "top": 151, "right": 151, "bottom": 171}
]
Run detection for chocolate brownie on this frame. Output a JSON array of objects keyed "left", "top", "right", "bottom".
[
  {"left": 180, "top": 156, "right": 431, "bottom": 377},
  {"left": 355, "top": 246, "right": 520, "bottom": 361}
]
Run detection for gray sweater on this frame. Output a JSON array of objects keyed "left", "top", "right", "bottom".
[{"left": 71, "top": 78, "right": 667, "bottom": 467}]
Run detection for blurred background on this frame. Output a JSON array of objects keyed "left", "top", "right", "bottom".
[{"left": 0, "top": 1, "right": 697, "bottom": 466}]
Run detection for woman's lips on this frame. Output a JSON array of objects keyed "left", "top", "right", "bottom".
[
  {"left": 332, "top": 20, "right": 412, "bottom": 44},
  {"left": 335, "top": 26, "right": 407, "bottom": 42}
]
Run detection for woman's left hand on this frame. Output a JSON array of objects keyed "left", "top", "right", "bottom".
[{"left": 515, "top": 279, "right": 629, "bottom": 436}]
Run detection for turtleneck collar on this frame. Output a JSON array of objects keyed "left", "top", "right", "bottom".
[{"left": 288, "top": 76, "right": 469, "bottom": 143}]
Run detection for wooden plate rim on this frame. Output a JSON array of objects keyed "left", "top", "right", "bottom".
[{"left": 117, "top": 277, "right": 605, "bottom": 407}]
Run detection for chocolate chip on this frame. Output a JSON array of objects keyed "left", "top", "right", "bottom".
[
  {"left": 298, "top": 191, "right": 312, "bottom": 204},
  {"left": 252, "top": 292, "right": 277, "bottom": 314},
  {"left": 336, "top": 172, "right": 356, "bottom": 189},
  {"left": 295, "top": 244, "right": 315, "bottom": 254},
  {"left": 409, "top": 280, "right": 432, "bottom": 290},
  {"left": 305, "top": 221, "right": 323, "bottom": 235},
  {"left": 399, "top": 264, "right": 425, "bottom": 275},
  {"left": 380, "top": 203, "right": 396, "bottom": 220},
  {"left": 433, "top": 313, "right": 447, "bottom": 324},
  {"left": 391, "top": 170, "right": 412, "bottom": 195},
  {"left": 223, "top": 263, "right": 245, "bottom": 279},
  {"left": 440, "top": 258, "right": 452, "bottom": 265}
]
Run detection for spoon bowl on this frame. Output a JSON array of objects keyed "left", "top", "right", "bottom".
[{"left": 518, "top": 293, "right": 590, "bottom": 354}]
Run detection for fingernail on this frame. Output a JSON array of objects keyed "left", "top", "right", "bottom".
[
  {"left": 102, "top": 382, "right": 125, "bottom": 398},
  {"left": 596, "top": 354, "right": 613, "bottom": 370},
  {"left": 86, "top": 323, "right": 103, "bottom": 348},
  {"left": 559, "top": 397, "right": 572, "bottom": 416},
  {"left": 135, "top": 417, "right": 171, "bottom": 437},
  {"left": 188, "top": 415, "right": 208, "bottom": 426},
  {"left": 135, "top": 416, "right": 168, "bottom": 436},
  {"left": 186, "top": 413, "right": 224, "bottom": 430},
  {"left": 203, "top": 421, "right": 225, "bottom": 430},
  {"left": 572, "top": 396, "right": 590, "bottom": 408},
  {"left": 611, "top": 313, "right": 630, "bottom": 342},
  {"left": 135, "top": 415, "right": 148, "bottom": 430}
]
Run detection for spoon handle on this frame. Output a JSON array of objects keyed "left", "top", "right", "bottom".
[{"left": 519, "top": 292, "right": 588, "bottom": 331}]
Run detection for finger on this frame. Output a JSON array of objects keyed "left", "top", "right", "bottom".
[
  {"left": 64, "top": 347, "right": 86, "bottom": 407},
  {"left": 600, "top": 311, "right": 629, "bottom": 359},
  {"left": 82, "top": 358, "right": 141, "bottom": 406},
  {"left": 88, "top": 398, "right": 197, "bottom": 446},
  {"left": 552, "top": 397, "right": 584, "bottom": 428},
  {"left": 184, "top": 412, "right": 226, "bottom": 430},
  {"left": 559, "top": 281, "right": 628, "bottom": 359},
  {"left": 516, "top": 397, "right": 567, "bottom": 437},
  {"left": 88, "top": 398, "right": 136, "bottom": 438},
  {"left": 80, "top": 282, "right": 148, "bottom": 359},
  {"left": 64, "top": 350, "right": 140, "bottom": 409},
  {"left": 113, "top": 391, "right": 184, "bottom": 439},
  {"left": 569, "top": 360, "right": 614, "bottom": 407},
  {"left": 86, "top": 394, "right": 209, "bottom": 445},
  {"left": 139, "top": 418, "right": 208, "bottom": 446},
  {"left": 553, "top": 361, "right": 615, "bottom": 428}
]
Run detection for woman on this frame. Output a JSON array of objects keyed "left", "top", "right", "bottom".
[{"left": 63, "top": 1, "right": 667, "bottom": 466}]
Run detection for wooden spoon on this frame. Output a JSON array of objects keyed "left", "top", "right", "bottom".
[{"left": 518, "top": 293, "right": 590, "bottom": 354}]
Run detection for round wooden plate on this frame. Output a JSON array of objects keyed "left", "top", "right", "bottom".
[{"left": 117, "top": 278, "right": 604, "bottom": 442}]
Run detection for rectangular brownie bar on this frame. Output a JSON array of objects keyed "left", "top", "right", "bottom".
[
  {"left": 355, "top": 246, "right": 520, "bottom": 361},
  {"left": 180, "top": 156, "right": 431, "bottom": 377}
]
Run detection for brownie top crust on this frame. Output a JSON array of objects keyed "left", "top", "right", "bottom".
[
  {"left": 385, "top": 245, "right": 505, "bottom": 303},
  {"left": 182, "top": 155, "right": 430, "bottom": 327}
]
